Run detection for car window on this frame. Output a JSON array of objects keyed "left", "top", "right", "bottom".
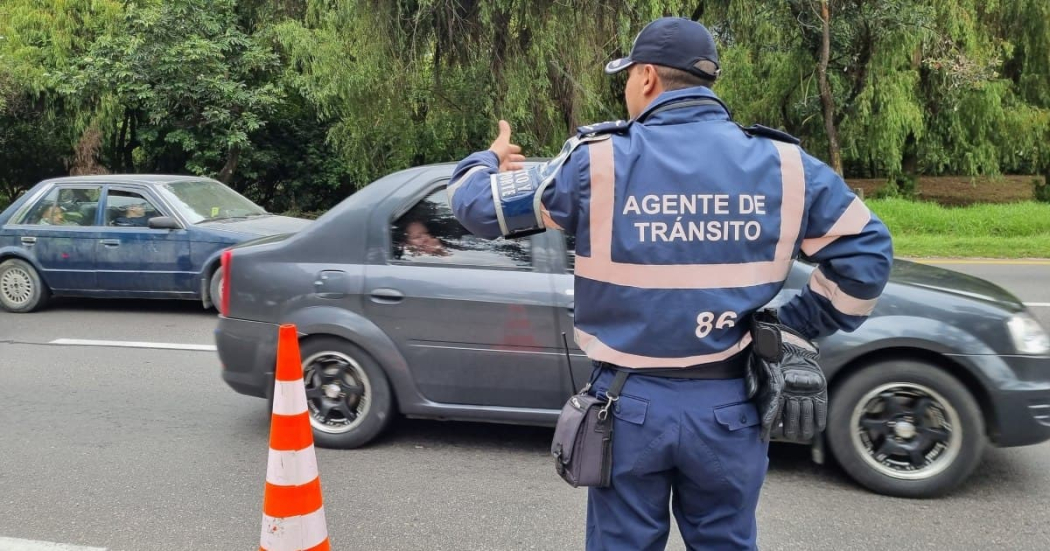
[
  {"left": 390, "top": 187, "right": 532, "bottom": 269},
  {"left": 19, "top": 186, "right": 102, "bottom": 226},
  {"left": 157, "top": 179, "right": 266, "bottom": 223},
  {"left": 105, "top": 190, "right": 162, "bottom": 227}
]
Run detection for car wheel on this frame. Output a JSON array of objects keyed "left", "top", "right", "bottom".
[
  {"left": 295, "top": 336, "right": 395, "bottom": 449},
  {"left": 208, "top": 268, "right": 223, "bottom": 311},
  {"left": 0, "top": 258, "right": 51, "bottom": 313},
  {"left": 826, "top": 359, "right": 985, "bottom": 498}
]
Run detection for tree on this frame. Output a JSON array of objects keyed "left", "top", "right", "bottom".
[{"left": 68, "top": 0, "right": 284, "bottom": 181}]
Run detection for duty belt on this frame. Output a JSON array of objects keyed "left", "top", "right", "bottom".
[{"left": 594, "top": 349, "right": 749, "bottom": 380}]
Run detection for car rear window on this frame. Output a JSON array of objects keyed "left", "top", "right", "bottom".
[
  {"left": 17, "top": 186, "right": 102, "bottom": 226},
  {"left": 390, "top": 187, "right": 532, "bottom": 269}
]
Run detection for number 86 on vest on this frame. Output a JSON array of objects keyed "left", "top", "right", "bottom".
[{"left": 696, "top": 311, "right": 737, "bottom": 339}]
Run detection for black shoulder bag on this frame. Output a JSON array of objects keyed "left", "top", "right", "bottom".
[{"left": 550, "top": 365, "right": 629, "bottom": 488}]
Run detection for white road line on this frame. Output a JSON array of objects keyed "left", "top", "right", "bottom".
[
  {"left": 1026, "top": 303, "right": 1050, "bottom": 308},
  {"left": 0, "top": 537, "right": 106, "bottom": 550},
  {"left": 49, "top": 338, "right": 216, "bottom": 352}
]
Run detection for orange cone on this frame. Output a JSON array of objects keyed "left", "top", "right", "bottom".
[{"left": 260, "top": 324, "right": 330, "bottom": 551}]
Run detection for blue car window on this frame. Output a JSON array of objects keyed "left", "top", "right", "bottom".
[
  {"left": 105, "top": 190, "right": 161, "bottom": 227},
  {"left": 19, "top": 186, "right": 101, "bottom": 226},
  {"left": 391, "top": 188, "right": 532, "bottom": 269}
]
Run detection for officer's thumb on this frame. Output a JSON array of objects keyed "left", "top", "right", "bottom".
[{"left": 496, "top": 119, "right": 512, "bottom": 144}]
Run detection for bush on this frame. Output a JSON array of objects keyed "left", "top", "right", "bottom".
[{"left": 1034, "top": 177, "right": 1050, "bottom": 203}]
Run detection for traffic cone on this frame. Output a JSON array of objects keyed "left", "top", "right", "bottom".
[{"left": 260, "top": 324, "right": 331, "bottom": 551}]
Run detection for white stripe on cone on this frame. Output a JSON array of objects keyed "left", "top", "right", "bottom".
[
  {"left": 261, "top": 507, "right": 329, "bottom": 551},
  {"left": 266, "top": 445, "right": 320, "bottom": 487},
  {"left": 272, "top": 380, "right": 309, "bottom": 416}
]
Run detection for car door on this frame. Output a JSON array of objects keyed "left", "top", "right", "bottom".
[
  {"left": 363, "top": 184, "right": 568, "bottom": 410},
  {"left": 550, "top": 232, "right": 595, "bottom": 393},
  {"left": 6, "top": 184, "right": 101, "bottom": 291},
  {"left": 95, "top": 186, "right": 195, "bottom": 294}
]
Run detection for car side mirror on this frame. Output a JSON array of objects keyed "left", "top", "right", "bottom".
[{"left": 148, "top": 216, "right": 181, "bottom": 230}]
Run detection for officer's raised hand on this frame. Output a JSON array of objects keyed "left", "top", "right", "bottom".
[{"left": 488, "top": 119, "right": 526, "bottom": 172}]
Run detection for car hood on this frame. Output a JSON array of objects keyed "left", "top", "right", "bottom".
[
  {"left": 195, "top": 214, "right": 312, "bottom": 237},
  {"left": 891, "top": 259, "right": 1024, "bottom": 311}
]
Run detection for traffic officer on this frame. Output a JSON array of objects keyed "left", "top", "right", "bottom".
[{"left": 447, "top": 16, "right": 893, "bottom": 551}]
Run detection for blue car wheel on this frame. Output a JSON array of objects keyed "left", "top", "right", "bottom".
[{"left": 0, "top": 258, "right": 51, "bottom": 313}]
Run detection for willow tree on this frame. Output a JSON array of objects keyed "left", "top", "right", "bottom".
[
  {"left": 275, "top": 0, "right": 710, "bottom": 186},
  {"left": 998, "top": 0, "right": 1050, "bottom": 198},
  {"left": 0, "top": 0, "right": 124, "bottom": 201}
]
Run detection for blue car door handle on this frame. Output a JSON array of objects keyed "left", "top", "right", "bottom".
[
  {"left": 100, "top": 239, "right": 121, "bottom": 247},
  {"left": 20, "top": 236, "right": 36, "bottom": 245},
  {"left": 369, "top": 288, "right": 405, "bottom": 304}
]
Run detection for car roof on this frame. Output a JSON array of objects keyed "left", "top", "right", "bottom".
[{"left": 37, "top": 174, "right": 217, "bottom": 186}]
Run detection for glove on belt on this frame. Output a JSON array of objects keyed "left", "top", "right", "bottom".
[{"left": 746, "top": 309, "right": 827, "bottom": 443}]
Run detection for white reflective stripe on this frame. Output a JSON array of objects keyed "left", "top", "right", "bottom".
[
  {"left": 808, "top": 268, "right": 878, "bottom": 317},
  {"left": 266, "top": 445, "right": 320, "bottom": 487},
  {"left": 447, "top": 165, "right": 487, "bottom": 200},
  {"left": 489, "top": 172, "right": 511, "bottom": 236},
  {"left": 801, "top": 196, "right": 872, "bottom": 256},
  {"left": 770, "top": 141, "right": 806, "bottom": 270},
  {"left": 260, "top": 506, "right": 329, "bottom": 551},
  {"left": 575, "top": 328, "right": 752, "bottom": 368},
  {"left": 0, "top": 538, "right": 106, "bottom": 551},
  {"left": 272, "top": 380, "right": 308, "bottom": 416},
  {"left": 574, "top": 137, "right": 807, "bottom": 289}
]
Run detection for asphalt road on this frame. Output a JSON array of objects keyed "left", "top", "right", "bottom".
[{"left": 1, "top": 261, "right": 1049, "bottom": 551}]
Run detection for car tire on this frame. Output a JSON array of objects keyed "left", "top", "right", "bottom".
[
  {"left": 294, "top": 336, "right": 395, "bottom": 449},
  {"left": 0, "top": 258, "right": 51, "bottom": 313},
  {"left": 208, "top": 268, "right": 223, "bottom": 311},
  {"left": 826, "top": 359, "right": 985, "bottom": 498}
]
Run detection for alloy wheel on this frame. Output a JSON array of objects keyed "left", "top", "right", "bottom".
[
  {"left": 301, "top": 350, "right": 372, "bottom": 434},
  {"left": 850, "top": 382, "right": 963, "bottom": 480}
]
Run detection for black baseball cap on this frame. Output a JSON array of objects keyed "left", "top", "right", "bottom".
[{"left": 604, "top": 17, "right": 721, "bottom": 81}]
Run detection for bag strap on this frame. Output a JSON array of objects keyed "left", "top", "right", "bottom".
[
  {"left": 598, "top": 370, "right": 630, "bottom": 421},
  {"left": 606, "top": 370, "right": 630, "bottom": 400}
]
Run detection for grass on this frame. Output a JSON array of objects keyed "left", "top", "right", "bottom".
[{"left": 867, "top": 198, "right": 1050, "bottom": 258}]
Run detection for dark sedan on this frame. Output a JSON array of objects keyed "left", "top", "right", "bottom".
[
  {"left": 214, "top": 163, "right": 1050, "bottom": 499},
  {"left": 0, "top": 175, "right": 310, "bottom": 312}
]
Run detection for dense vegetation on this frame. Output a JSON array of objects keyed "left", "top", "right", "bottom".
[{"left": 2, "top": 0, "right": 1048, "bottom": 214}]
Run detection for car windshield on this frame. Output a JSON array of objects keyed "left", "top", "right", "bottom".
[{"left": 157, "top": 179, "right": 267, "bottom": 223}]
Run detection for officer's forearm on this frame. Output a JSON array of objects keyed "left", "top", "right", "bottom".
[{"left": 448, "top": 151, "right": 505, "bottom": 239}]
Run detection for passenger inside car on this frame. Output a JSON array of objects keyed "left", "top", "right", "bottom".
[
  {"left": 110, "top": 203, "right": 153, "bottom": 227},
  {"left": 37, "top": 204, "right": 78, "bottom": 226},
  {"left": 402, "top": 220, "right": 449, "bottom": 257}
]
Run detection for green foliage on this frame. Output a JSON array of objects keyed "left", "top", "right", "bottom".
[
  {"left": 869, "top": 198, "right": 1050, "bottom": 237},
  {"left": 2, "top": 1, "right": 1050, "bottom": 213},
  {"left": 889, "top": 234, "right": 1050, "bottom": 258},
  {"left": 1034, "top": 178, "right": 1050, "bottom": 204},
  {"left": 62, "top": 0, "right": 284, "bottom": 176}
]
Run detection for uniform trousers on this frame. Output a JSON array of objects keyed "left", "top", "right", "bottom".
[{"left": 584, "top": 365, "right": 770, "bottom": 551}]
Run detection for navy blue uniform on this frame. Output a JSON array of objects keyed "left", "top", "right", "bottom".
[{"left": 449, "top": 86, "right": 893, "bottom": 550}]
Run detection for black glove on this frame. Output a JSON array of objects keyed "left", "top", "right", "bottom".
[
  {"left": 746, "top": 322, "right": 784, "bottom": 442},
  {"left": 747, "top": 310, "right": 827, "bottom": 443}
]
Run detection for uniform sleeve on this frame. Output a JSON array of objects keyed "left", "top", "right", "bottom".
[
  {"left": 448, "top": 141, "right": 587, "bottom": 239},
  {"left": 777, "top": 150, "right": 894, "bottom": 340}
]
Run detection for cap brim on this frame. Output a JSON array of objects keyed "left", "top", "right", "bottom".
[{"left": 604, "top": 58, "right": 634, "bottom": 74}]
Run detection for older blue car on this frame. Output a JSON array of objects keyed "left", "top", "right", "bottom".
[{"left": 0, "top": 175, "right": 310, "bottom": 312}]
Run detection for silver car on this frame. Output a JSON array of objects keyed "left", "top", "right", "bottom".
[{"left": 214, "top": 163, "right": 1050, "bottom": 499}]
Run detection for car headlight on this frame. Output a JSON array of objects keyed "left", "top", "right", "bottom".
[{"left": 1007, "top": 313, "right": 1050, "bottom": 355}]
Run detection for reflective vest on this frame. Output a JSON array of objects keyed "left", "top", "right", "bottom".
[{"left": 449, "top": 87, "right": 893, "bottom": 369}]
